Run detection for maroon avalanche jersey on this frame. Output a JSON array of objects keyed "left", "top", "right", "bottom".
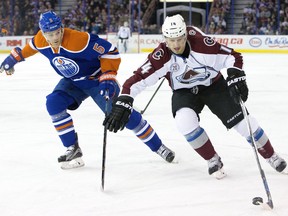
[{"left": 122, "top": 26, "right": 243, "bottom": 98}]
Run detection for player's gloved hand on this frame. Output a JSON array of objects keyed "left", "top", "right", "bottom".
[
  {"left": 0, "top": 47, "right": 24, "bottom": 75},
  {"left": 98, "top": 72, "right": 118, "bottom": 98},
  {"left": 103, "top": 95, "right": 133, "bottom": 133},
  {"left": 226, "top": 68, "right": 248, "bottom": 104}
]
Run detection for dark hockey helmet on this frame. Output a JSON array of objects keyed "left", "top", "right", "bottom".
[{"left": 39, "top": 11, "right": 62, "bottom": 33}]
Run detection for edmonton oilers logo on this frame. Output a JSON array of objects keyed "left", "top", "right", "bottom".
[{"left": 52, "top": 57, "right": 79, "bottom": 78}]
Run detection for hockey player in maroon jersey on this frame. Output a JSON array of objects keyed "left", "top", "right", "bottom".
[
  {"left": 0, "top": 11, "right": 175, "bottom": 169},
  {"left": 104, "top": 14, "right": 287, "bottom": 179}
]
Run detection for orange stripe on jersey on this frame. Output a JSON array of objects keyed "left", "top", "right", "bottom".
[
  {"left": 22, "top": 28, "right": 89, "bottom": 57},
  {"left": 21, "top": 45, "right": 38, "bottom": 58},
  {"left": 21, "top": 30, "right": 45, "bottom": 58},
  {"left": 33, "top": 30, "right": 49, "bottom": 48},
  {"left": 100, "top": 57, "right": 121, "bottom": 73},
  {"left": 61, "top": 28, "right": 89, "bottom": 52}
]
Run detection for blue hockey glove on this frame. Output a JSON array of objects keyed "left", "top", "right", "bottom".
[
  {"left": 0, "top": 47, "right": 24, "bottom": 75},
  {"left": 99, "top": 72, "right": 118, "bottom": 98},
  {"left": 103, "top": 95, "right": 133, "bottom": 133},
  {"left": 226, "top": 68, "right": 248, "bottom": 104}
]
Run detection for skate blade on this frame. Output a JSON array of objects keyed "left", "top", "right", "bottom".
[
  {"left": 60, "top": 157, "right": 85, "bottom": 170},
  {"left": 212, "top": 168, "right": 227, "bottom": 180}
]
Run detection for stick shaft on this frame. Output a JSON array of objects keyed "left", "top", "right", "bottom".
[
  {"left": 141, "top": 78, "right": 165, "bottom": 114},
  {"left": 101, "top": 90, "right": 109, "bottom": 190},
  {"left": 239, "top": 99, "right": 273, "bottom": 208}
]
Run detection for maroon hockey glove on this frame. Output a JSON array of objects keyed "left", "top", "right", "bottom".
[{"left": 226, "top": 68, "right": 248, "bottom": 104}]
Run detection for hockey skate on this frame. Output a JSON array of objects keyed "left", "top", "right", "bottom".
[
  {"left": 58, "top": 139, "right": 84, "bottom": 170},
  {"left": 156, "top": 144, "right": 175, "bottom": 163},
  {"left": 207, "top": 154, "right": 226, "bottom": 179},
  {"left": 267, "top": 153, "right": 287, "bottom": 174}
]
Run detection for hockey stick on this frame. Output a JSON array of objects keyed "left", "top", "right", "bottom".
[
  {"left": 140, "top": 78, "right": 165, "bottom": 114},
  {"left": 101, "top": 90, "right": 109, "bottom": 191},
  {"left": 239, "top": 99, "right": 273, "bottom": 210}
]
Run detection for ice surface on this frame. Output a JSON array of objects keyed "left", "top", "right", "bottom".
[{"left": 0, "top": 53, "right": 287, "bottom": 216}]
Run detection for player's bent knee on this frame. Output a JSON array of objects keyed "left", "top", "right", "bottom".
[
  {"left": 125, "top": 109, "right": 142, "bottom": 130},
  {"left": 46, "top": 91, "right": 75, "bottom": 115},
  {"left": 175, "top": 107, "right": 199, "bottom": 135}
]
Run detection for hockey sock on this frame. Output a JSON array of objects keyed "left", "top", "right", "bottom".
[
  {"left": 51, "top": 110, "right": 76, "bottom": 147},
  {"left": 126, "top": 110, "right": 162, "bottom": 151},
  {"left": 247, "top": 127, "right": 274, "bottom": 159},
  {"left": 185, "top": 127, "right": 216, "bottom": 160}
]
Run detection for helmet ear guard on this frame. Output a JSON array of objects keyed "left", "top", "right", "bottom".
[
  {"left": 162, "top": 14, "right": 187, "bottom": 38},
  {"left": 39, "top": 11, "right": 62, "bottom": 33}
]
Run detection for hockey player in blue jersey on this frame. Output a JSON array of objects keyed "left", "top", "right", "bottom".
[{"left": 0, "top": 11, "right": 175, "bottom": 169}]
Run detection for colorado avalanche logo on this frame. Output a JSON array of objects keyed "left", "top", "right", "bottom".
[
  {"left": 176, "top": 66, "right": 211, "bottom": 84},
  {"left": 152, "top": 49, "right": 164, "bottom": 60},
  {"left": 52, "top": 57, "right": 79, "bottom": 78},
  {"left": 203, "top": 37, "right": 216, "bottom": 46},
  {"left": 170, "top": 62, "right": 180, "bottom": 72}
]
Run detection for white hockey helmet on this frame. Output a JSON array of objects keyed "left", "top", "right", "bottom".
[{"left": 162, "top": 14, "right": 186, "bottom": 38}]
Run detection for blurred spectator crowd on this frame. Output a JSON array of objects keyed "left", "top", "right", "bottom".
[
  {"left": 239, "top": 0, "right": 288, "bottom": 35},
  {"left": 0, "top": 0, "right": 57, "bottom": 36},
  {"left": 0, "top": 0, "right": 155, "bottom": 36},
  {"left": 62, "top": 0, "right": 154, "bottom": 34},
  {"left": 206, "top": 0, "right": 230, "bottom": 34},
  {"left": 1, "top": 0, "right": 288, "bottom": 36}
]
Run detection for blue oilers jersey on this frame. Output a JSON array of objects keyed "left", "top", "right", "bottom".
[{"left": 21, "top": 28, "right": 121, "bottom": 80}]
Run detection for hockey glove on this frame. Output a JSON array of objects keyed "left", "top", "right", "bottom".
[
  {"left": 98, "top": 72, "right": 118, "bottom": 98},
  {"left": 0, "top": 47, "right": 24, "bottom": 75},
  {"left": 103, "top": 95, "right": 133, "bottom": 133},
  {"left": 226, "top": 68, "right": 248, "bottom": 104}
]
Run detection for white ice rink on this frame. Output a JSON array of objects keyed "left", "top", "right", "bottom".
[{"left": 0, "top": 53, "right": 287, "bottom": 216}]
